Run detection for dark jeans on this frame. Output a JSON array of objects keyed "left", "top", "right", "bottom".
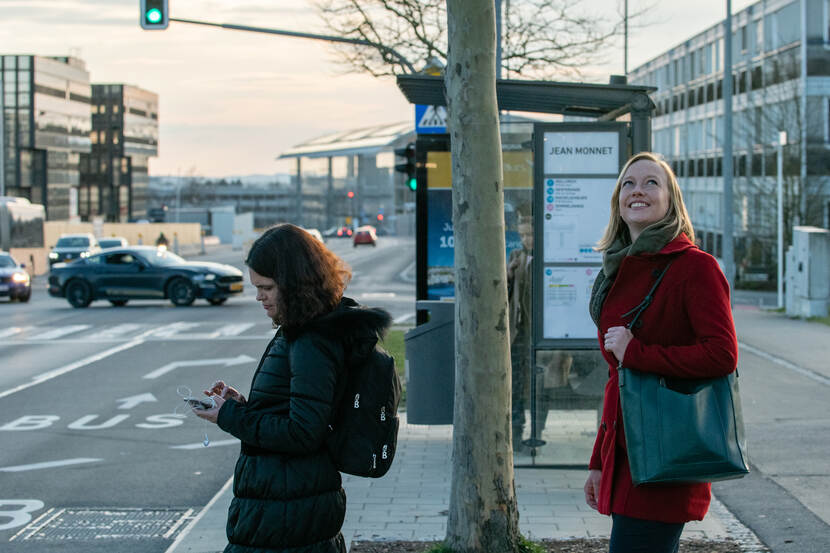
[{"left": 609, "top": 514, "right": 684, "bottom": 553}]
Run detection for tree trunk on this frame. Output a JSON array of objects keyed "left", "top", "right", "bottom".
[{"left": 444, "top": 2, "right": 520, "bottom": 552}]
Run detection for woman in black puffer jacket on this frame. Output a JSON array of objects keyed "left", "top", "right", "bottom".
[{"left": 195, "top": 223, "right": 391, "bottom": 553}]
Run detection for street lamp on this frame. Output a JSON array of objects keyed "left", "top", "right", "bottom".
[{"left": 777, "top": 131, "right": 787, "bottom": 309}]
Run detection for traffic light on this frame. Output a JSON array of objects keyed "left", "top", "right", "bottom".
[
  {"left": 377, "top": 213, "right": 384, "bottom": 222},
  {"left": 395, "top": 143, "right": 417, "bottom": 191},
  {"left": 347, "top": 190, "right": 355, "bottom": 199},
  {"left": 140, "top": 0, "right": 169, "bottom": 30}
]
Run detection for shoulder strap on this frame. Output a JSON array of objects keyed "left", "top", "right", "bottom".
[{"left": 622, "top": 260, "right": 673, "bottom": 330}]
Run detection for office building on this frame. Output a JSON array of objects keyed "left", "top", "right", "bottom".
[
  {"left": 80, "top": 84, "right": 159, "bottom": 222},
  {"left": 0, "top": 55, "right": 92, "bottom": 220},
  {"left": 627, "top": 0, "right": 830, "bottom": 278}
]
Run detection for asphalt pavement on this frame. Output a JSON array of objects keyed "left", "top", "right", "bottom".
[{"left": 166, "top": 303, "right": 830, "bottom": 553}]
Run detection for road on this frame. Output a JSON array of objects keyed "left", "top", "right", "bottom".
[{"left": 0, "top": 236, "right": 415, "bottom": 553}]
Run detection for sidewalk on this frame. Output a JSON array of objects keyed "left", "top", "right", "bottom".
[
  {"left": 165, "top": 416, "right": 765, "bottom": 553},
  {"left": 165, "top": 305, "right": 830, "bottom": 553}
]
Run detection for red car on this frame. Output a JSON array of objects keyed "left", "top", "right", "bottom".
[
  {"left": 335, "top": 226, "right": 353, "bottom": 238},
  {"left": 352, "top": 226, "right": 377, "bottom": 247}
]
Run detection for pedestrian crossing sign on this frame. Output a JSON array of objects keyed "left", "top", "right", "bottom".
[{"left": 415, "top": 104, "right": 447, "bottom": 134}]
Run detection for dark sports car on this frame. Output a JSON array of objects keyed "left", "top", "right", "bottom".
[{"left": 48, "top": 246, "right": 244, "bottom": 308}]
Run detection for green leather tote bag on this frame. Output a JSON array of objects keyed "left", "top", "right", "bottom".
[{"left": 617, "top": 261, "right": 750, "bottom": 486}]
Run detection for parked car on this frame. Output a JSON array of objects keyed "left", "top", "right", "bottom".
[
  {"left": 303, "top": 228, "right": 324, "bottom": 242},
  {"left": 48, "top": 233, "right": 100, "bottom": 266},
  {"left": 48, "top": 246, "right": 244, "bottom": 308},
  {"left": 353, "top": 226, "right": 377, "bottom": 247},
  {"left": 98, "top": 236, "right": 129, "bottom": 249},
  {"left": 0, "top": 251, "right": 31, "bottom": 302}
]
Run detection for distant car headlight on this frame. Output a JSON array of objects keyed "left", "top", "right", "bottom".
[
  {"left": 80, "top": 251, "right": 90, "bottom": 258},
  {"left": 48, "top": 252, "right": 59, "bottom": 259},
  {"left": 12, "top": 272, "right": 29, "bottom": 283}
]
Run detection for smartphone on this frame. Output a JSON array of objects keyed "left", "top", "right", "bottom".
[{"left": 183, "top": 397, "right": 215, "bottom": 410}]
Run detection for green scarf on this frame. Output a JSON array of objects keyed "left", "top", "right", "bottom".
[{"left": 588, "top": 221, "right": 677, "bottom": 326}]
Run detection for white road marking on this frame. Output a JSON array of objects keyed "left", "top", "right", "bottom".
[
  {"left": 9, "top": 506, "right": 56, "bottom": 539},
  {"left": 95, "top": 323, "right": 144, "bottom": 338},
  {"left": 26, "top": 325, "right": 90, "bottom": 340},
  {"left": 0, "top": 501, "right": 46, "bottom": 532},
  {"left": 163, "top": 476, "right": 234, "bottom": 553},
  {"left": 393, "top": 312, "right": 415, "bottom": 324},
  {"left": 170, "top": 438, "right": 239, "bottom": 450},
  {"left": 116, "top": 392, "right": 158, "bottom": 410},
  {"left": 0, "top": 338, "right": 145, "bottom": 400},
  {"left": 143, "top": 354, "right": 256, "bottom": 380},
  {"left": 149, "top": 322, "right": 201, "bottom": 338},
  {"left": 212, "top": 322, "right": 256, "bottom": 337},
  {"left": 162, "top": 508, "right": 195, "bottom": 539},
  {"left": 739, "top": 341, "right": 830, "bottom": 386},
  {"left": 0, "top": 458, "right": 102, "bottom": 472},
  {"left": 0, "top": 326, "right": 33, "bottom": 339}
]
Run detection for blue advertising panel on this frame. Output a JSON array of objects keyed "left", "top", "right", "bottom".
[{"left": 425, "top": 150, "right": 533, "bottom": 299}]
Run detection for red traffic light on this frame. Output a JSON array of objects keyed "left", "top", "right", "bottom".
[
  {"left": 377, "top": 214, "right": 384, "bottom": 221},
  {"left": 347, "top": 191, "right": 355, "bottom": 199}
]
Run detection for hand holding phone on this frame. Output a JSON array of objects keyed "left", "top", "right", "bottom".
[{"left": 184, "top": 397, "right": 215, "bottom": 410}]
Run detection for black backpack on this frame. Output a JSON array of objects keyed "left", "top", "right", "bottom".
[{"left": 327, "top": 340, "right": 401, "bottom": 478}]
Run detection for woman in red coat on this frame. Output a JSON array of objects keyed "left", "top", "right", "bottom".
[{"left": 583, "top": 152, "right": 738, "bottom": 552}]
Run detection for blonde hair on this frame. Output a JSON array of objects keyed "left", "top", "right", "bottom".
[{"left": 596, "top": 152, "right": 695, "bottom": 251}]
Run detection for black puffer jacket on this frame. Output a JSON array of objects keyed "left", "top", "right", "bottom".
[{"left": 217, "top": 297, "right": 391, "bottom": 553}]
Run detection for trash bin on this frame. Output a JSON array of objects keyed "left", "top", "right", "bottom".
[{"left": 404, "top": 300, "right": 455, "bottom": 424}]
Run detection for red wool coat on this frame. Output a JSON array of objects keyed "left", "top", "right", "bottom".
[{"left": 589, "top": 234, "right": 738, "bottom": 523}]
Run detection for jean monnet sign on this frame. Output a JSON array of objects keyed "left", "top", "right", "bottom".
[{"left": 543, "top": 132, "right": 619, "bottom": 175}]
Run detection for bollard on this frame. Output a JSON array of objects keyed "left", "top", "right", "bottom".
[
  {"left": 137, "top": 233, "right": 143, "bottom": 245},
  {"left": 200, "top": 229, "right": 206, "bottom": 255},
  {"left": 173, "top": 232, "right": 179, "bottom": 255}
]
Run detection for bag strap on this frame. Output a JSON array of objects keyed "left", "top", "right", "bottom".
[{"left": 621, "top": 260, "right": 674, "bottom": 330}]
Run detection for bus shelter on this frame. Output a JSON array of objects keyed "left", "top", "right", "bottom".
[{"left": 396, "top": 74, "right": 657, "bottom": 467}]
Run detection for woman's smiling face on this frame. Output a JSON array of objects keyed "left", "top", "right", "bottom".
[{"left": 618, "top": 159, "right": 671, "bottom": 241}]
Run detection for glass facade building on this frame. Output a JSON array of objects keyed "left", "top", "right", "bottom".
[
  {"left": 278, "top": 122, "right": 416, "bottom": 233},
  {"left": 80, "top": 84, "right": 158, "bottom": 222},
  {"left": 627, "top": 0, "right": 830, "bottom": 279},
  {"left": 1, "top": 55, "right": 91, "bottom": 220}
]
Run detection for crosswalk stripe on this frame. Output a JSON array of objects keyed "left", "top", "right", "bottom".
[
  {"left": 95, "top": 323, "right": 144, "bottom": 338},
  {"left": 150, "top": 322, "right": 201, "bottom": 337},
  {"left": 212, "top": 323, "right": 256, "bottom": 337},
  {"left": 26, "top": 325, "right": 91, "bottom": 340},
  {"left": 0, "top": 326, "right": 33, "bottom": 339}
]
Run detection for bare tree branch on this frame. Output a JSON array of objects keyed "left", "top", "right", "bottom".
[{"left": 314, "top": 0, "right": 648, "bottom": 79}]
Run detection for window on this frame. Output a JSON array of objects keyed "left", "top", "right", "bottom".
[
  {"left": 740, "top": 26, "right": 748, "bottom": 52},
  {"left": 751, "top": 66, "right": 763, "bottom": 90}
]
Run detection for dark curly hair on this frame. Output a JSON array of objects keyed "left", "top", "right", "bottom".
[{"left": 245, "top": 224, "right": 352, "bottom": 328}]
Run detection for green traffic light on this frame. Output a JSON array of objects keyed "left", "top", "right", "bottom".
[
  {"left": 146, "top": 8, "right": 163, "bottom": 23},
  {"left": 408, "top": 177, "right": 417, "bottom": 191}
]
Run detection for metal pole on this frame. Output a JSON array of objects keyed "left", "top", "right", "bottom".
[
  {"left": 798, "top": 0, "right": 807, "bottom": 224},
  {"left": 723, "top": 0, "right": 735, "bottom": 294},
  {"left": 495, "top": 0, "right": 502, "bottom": 79},
  {"left": 170, "top": 17, "right": 416, "bottom": 74},
  {"left": 0, "top": 62, "right": 5, "bottom": 197},
  {"left": 777, "top": 133, "right": 785, "bottom": 309},
  {"left": 624, "top": 0, "right": 629, "bottom": 75}
]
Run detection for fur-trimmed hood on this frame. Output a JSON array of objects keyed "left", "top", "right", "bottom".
[{"left": 282, "top": 296, "right": 392, "bottom": 344}]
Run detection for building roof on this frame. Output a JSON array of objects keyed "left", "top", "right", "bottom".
[{"left": 278, "top": 121, "right": 414, "bottom": 159}]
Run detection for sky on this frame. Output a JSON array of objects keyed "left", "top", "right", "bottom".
[{"left": 2, "top": 0, "right": 756, "bottom": 178}]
